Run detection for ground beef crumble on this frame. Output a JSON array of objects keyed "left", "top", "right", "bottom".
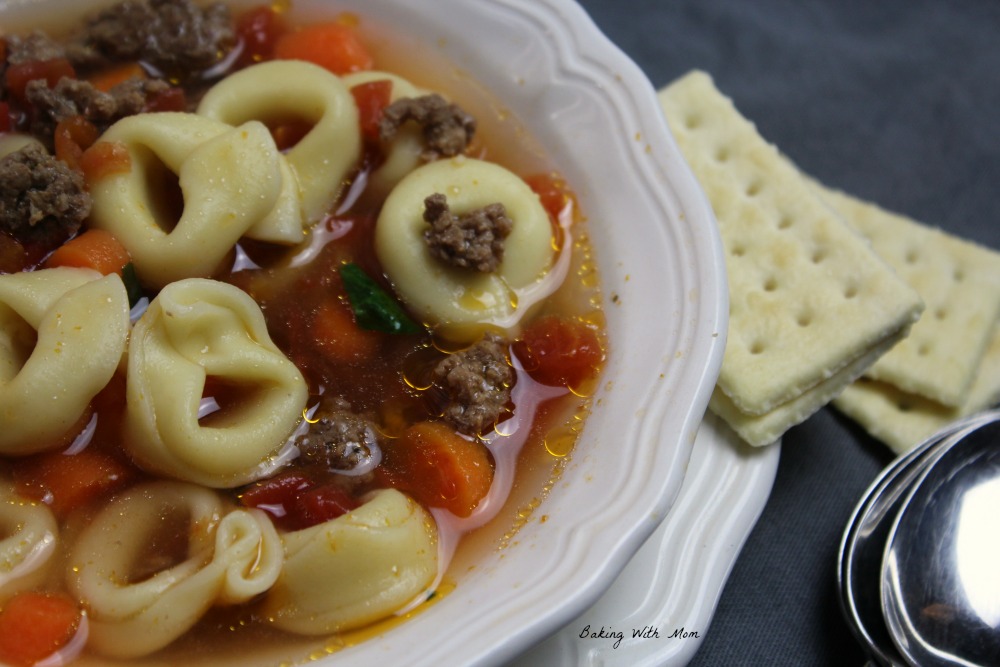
[
  {"left": 25, "top": 76, "right": 170, "bottom": 140},
  {"left": 64, "top": 0, "right": 235, "bottom": 76},
  {"left": 4, "top": 31, "right": 67, "bottom": 65},
  {"left": 423, "top": 193, "right": 512, "bottom": 273},
  {"left": 432, "top": 333, "right": 514, "bottom": 436},
  {"left": 0, "top": 144, "right": 89, "bottom": 248},
  {"left": 378, "top": 93, "right": 476, "bottom": 160},
  {"left": 294, "top": 397, "right": 382, "bottom": 477}
]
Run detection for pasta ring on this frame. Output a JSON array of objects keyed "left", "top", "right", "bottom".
[
  {"left": 67, "top": 481, "right": 283, "bottom": 658},
  {"left": 0, "top": 490, "right": 58, "bottom": 602},
  {"left": 375, "top": 157, "right": 557, "bottom": 335},
  {"left": 87, "top": 112, "right": 296, "bottom": 288},
  {"left": 198, "top": 59, "right": 362, "bottom": 221},
  {"left": 263, "top": 489, "right": 438, "bottom": 635},
  {"left": 0, "top": 268, "right": 129, "bottom": 455},
  {"left": 124, "top": 278, "right": 308, "bottom": 488}
]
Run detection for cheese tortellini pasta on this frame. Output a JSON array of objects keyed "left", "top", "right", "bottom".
[
  {"left": 87, "top": 112, "right": 304, "bottom": 289},
  {"left": 197, "top": 60, "right": 362, "bottom": 222},
  {"left": 0, "top": 489, "right": 59, "bottom": 602},
  {"left": 0, "top": 268, "right": 129, "bottom": 455},
  {"left": 67, "top": 481, "right": 284, "bottom": 659},
  {"left": 263, "top": 489, "right": 438, "bottom": 635},
  {"left": 375, "top": 157, "right": 557, "bottom": 333},
  {"left": 125, "top": 278, "right": 308, "bottom": 488}
]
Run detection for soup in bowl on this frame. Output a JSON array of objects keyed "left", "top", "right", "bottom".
[{"left": 0, "top": 0, "right": 726, "bottom": 665}]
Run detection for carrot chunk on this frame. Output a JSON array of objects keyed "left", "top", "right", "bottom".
[
  {"left": 274, "top": 20, "right": 373, "bottom": 74},
  {"left": 79, "top": 140, "right": 132, "bottom": 182},
  {"left": 310, "top": 298, "right": 384, "bottom": 365},
  {"left": 87, "top": 61, "right": 146, "bottom": 92},
  {"left": 0, "top": 592, "right": 82, "bottom": 667},
  {"left": 14, "top": 447, "right": 135, "bottom": 519},
  {"left": 44, "top": 228, "right": 131, "bottom": 277},
  {"left": 378, "top": 421, "right": 494, "bottom": 518}
]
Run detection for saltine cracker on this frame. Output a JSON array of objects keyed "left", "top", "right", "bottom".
[{"left": 658, "top": 71, "right": 923, "bottom": 445}]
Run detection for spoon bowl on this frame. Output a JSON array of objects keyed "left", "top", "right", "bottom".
[
  {"left": 839, "top": 410, "right": 1000, "bottom": 666},
  {"left": 882, "top": 414, "right": 1000, "bottom": 667}
]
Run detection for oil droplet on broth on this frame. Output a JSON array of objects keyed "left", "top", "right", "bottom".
[
  {"left": 401, "top": 345, "right": 445, "bottom": 390},
  {"left": 543, "top": 426, "right": 577, "bottom": 458}
]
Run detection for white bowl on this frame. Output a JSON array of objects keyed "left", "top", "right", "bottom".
[{"left": 0, "top": 1, "right": 728, "bottom": 665}]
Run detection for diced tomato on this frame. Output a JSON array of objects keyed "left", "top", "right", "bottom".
[
  {"left": 240, "top": 471, "right": 358, "bottom": 530},
  {"left": 144, "top": 86, "right": 187, "bottom": 112},
  {"left": 351, "top": 80, "right": 392, "bottom": 143},
  {"left": 524, "top": 172, "right": 576, "bottom": 225},
  {"left": 5, "top": 58, "right": 75, "bottom": 104},
  {"left": 53, "top": 115, "right": 99, "bottom": 172},
  {"left": 0, "top": 101, "right": 11, "bottom": 133},
  {"left": 295, "top": 484, "right": 359, "bottom": 527},
  {"left": 80, "top": 140, "right": 132, "bottom": 183},
  {"left": 0, "top": 233, "right": 28, "bottom": 274},
  {"left": 513, "top": 315, "right": 604, "bottom": 389},
  {"left": 0, "top": 592, "right": 82, "bottom": 667},
  {"left": 377, "top": 421, "right": 494, "bottom": 518},
  {"left": 235, "top": 4, "right": 288, "bottom": 67}
]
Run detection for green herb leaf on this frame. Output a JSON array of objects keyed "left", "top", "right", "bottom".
[
  {"left": 121, "top": 262, "right": 144, "bottom": 307},
  {"left": 339, "top": 263, "right": 422, "bottom": 335}
]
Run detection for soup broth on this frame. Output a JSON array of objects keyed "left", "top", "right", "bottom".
[{"left": 0, "top": 2, "right": 605, "bottom": 664}]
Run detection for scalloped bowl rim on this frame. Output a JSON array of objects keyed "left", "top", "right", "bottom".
[{"left": 0, "top": 0, "right": 729, "bottom": 665}]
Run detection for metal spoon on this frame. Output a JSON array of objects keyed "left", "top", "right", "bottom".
[
  {"left": 882, "top": 412, "right": 1000, "bottom": 667},
  {"left": 838, "top": 411, "right": 1000, "bottom": 666}
]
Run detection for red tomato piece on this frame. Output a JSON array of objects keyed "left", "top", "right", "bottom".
[
  {"left": 294, "top": 484, "right": 359, "bottom": 527},
  {"left": 240, "top": 471, "right": 314, "bottom": 529},
  {"left": 5, "top": 58, "right": 75, "bottom": 104},
  {"left": 235, "top": 5, "right": 287, "bottom": 67},
  {"left": 524, "top": 172, "right": 576, "bottom": 224},
  {"left": 351, "top": 80, "right": 393, "bottom": 143},
  {"left": 0, "top": 101, "right": 11, "bottom": 133},
  {"left": 513, "top": 315, "right": 604, "bottom": 389}
]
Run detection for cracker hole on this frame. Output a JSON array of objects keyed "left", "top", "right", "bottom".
[
  {"left": 811, "top": 248, "right": 827, "bottom": 264},
  {"left": 935, "top": 307, "right": 949, "bottom": 320},
  {"left": 904, "top": 249, "right": 920, "bottom": 264},
  {"left": 745, "top": 181, "right": 763, "bottom": 197},
  {"left": 730, "top": 244, "right": 746, "bottom": 258},
  {"left": 843, "top": 282, "right": 859, "bottom": 299},
  {"left": 917, "top": 342, "right": 933, "bottom": 357},
  {"left": 777, "top": 215, "right": 793, "bottom": 230},
  {"left": 748, "top": 340, "right": 767, "bottom": 355},
  {"left": 896, "top": 398, "right": 914, "bottom": 413},
  {"left": 714, "top": 147, "right": 730, "bottom": 162},
  {"left": 953, "top": 267, "right": 966, "bottom": 282},
  {"left": 684, "top": 113, "right": 702, "bottom": 130},
  {"left": 796, "top": 310, "right": 814, "bottom": 327},
  {"left": 763, "top": 277, "right": 778, "bottom": 292}
]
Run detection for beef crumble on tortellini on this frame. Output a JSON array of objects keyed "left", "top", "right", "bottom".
[
  {"left": 124, "top": 278, "right": 308, "bottom": 488},
  {"left": 0, "top": 267, "right": 129, "bottom": 456},
  {"left": 375, "top": 157, "right": 558, "bottom": 334}
]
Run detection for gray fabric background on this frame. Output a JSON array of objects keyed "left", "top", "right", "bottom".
[{"left": 573, "top": 1, "right": 1000, "bottom": 664}]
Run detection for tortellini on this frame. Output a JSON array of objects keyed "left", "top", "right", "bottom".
[
  {"left": 342, "top": 70, "right": 428, "bottom": 199},
  {"left": 125, "top": 278, "right": 308, "bottom": 488},
  {"left": 0, "top": 268, "right": 129, "bottom": 456},
  {"left": 375, "top": 157, "right": 557, "bottom": 333},
  {"left": 67, "top": 481, "right": 283, "bottom": 659},
  {"left": 87, "top": 112, "right": 304, "bottom": 289},
  {"left": 263, "top": 489, "right": 438, "bottom": 635},
  {"left": 197, "top": 60, "right": 362, "bottom": 222},
  {"left": 0, "top": 489, "right": 59, "bottom": 602}
]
